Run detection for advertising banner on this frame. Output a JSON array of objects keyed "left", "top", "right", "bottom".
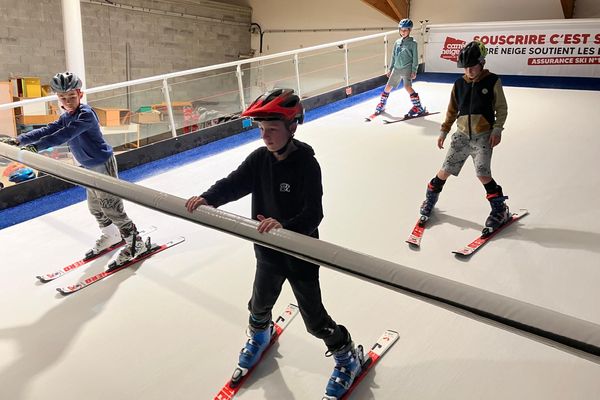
[{"left": 425, "top": 19, "right": 600, "bottom": 77}]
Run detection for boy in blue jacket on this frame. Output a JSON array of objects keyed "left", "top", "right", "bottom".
[
  {"left": 372, "top": 18, "right": 426, "bottom": 118},
  {"left": 12, "top": 72, "right": 147, "bottom": 265}
]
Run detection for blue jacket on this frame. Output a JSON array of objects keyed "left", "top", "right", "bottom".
[{"left": 18, "top": 104, "right": 112, "bottom": 168}]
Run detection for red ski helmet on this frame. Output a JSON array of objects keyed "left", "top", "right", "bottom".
[{"left": 241, "top": 89, "right": 304, "bottom": 125}]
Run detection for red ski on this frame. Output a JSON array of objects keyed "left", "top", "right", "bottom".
[
  {"left": 214, "top": 303, "right": 299, "bottom": 400},
  {"left": 36, "top": 226, "right": 156, "bottom": 283},
  {"left": 332, "top": 329, "right": 400, "bottom": 400},
  {"left": 365, "top": 110, "right": 394, "bottom": 122},
  {"left": 452, "top": 209, "right": 529, "bottom": 257},
  {"left": 406, "top": 217, "right": 427, "bottom": 247},
  {"left": 365, "top": 112, "right": 382, "bottom": 122},
  {"left": 56, "top": 236, "right": 184, "bottom": 295},
  {"left": 383, "top": 111, "right": 440, "bottom": 124}
]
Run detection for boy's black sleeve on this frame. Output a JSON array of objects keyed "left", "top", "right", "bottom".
[
  {"left": 201, "top": 151, "right": 256, "bottom": 207},
  {"left": 281, "top": 157, "right": 324, "bottom": 236}
]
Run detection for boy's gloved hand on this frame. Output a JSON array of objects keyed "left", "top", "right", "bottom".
[
  {"left": 0, "top": 136, "right": 19, "bottom": 146},
  {"left": 21, "top": 144, "right": 38, "bottom": 153}
]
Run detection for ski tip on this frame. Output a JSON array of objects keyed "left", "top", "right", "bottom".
[
  {"left": 166, "top": 236, "right": 186, "bottom": 245},
  {"left": 36, "top": 275, "right": 50, "bottom": 283},
  {"left": 380, "top": 329, "right": 401, "bottom": 343},
  {"left": 56, "top": 288, "right": 69, "bottom": 296}
]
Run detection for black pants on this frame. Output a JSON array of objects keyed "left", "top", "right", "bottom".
[{"left": 248, "top": 262, "right": 348, "bottom": 351}]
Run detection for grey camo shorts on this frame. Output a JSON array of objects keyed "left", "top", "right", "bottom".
[{"left": 441, "top": 131, "right": 493, "bottom": 177}]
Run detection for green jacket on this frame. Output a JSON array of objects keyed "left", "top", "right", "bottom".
[{"left": 389, "top": 36, "right": 418, "bottom": 74}]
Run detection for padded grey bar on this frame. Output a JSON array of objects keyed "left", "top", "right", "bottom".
[{"left": 2, "top": 143, "right": 599, "bottom": 360}]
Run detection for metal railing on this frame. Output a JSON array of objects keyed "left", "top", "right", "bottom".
[
  {"left": 1, "top": 29, "right": 396, "bottom": 112},
  {"left": 0, "top": 29, "right": 396, "bottom": 188}
]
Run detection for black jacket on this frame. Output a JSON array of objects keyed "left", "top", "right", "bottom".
[
  {"left": 201, "top": 139, "right": 324, "bottom": 278},
  {"left": 441, "top": 69, "right": 508, "bottom": 137}
]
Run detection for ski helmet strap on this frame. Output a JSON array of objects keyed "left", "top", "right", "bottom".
[{"left": 274, "top": 136, "right": 293, "bottom": 155}]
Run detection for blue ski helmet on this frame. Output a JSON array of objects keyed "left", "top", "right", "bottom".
[
  {"left": 398, "top": 19, "right": 413, "bottom": 29},
  {"left": 9, "top": 167, "right": 36, "bottom": 183}
]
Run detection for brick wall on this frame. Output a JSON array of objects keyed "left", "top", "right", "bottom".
[{"left": 0, "top": 0, "right": 251, "bottom": 90}]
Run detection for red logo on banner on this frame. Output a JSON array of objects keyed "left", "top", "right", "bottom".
[{"left": 440, "top": 37, "right": 466, "bottom": 63}]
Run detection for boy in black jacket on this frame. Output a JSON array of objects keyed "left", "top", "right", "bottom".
[
  {"left": 185, "top": 89, "right": 362, "bottom": 398},
  {"left": 418, "top": 41, "right": 510, "bottom": 236}
]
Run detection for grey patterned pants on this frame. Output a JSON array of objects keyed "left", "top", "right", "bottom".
[
  {"left": 86, "top": 155, "right": 135, "bottom": 237},
  {"left": 441, "top": 131, "right": 493, "bottom": 177}
]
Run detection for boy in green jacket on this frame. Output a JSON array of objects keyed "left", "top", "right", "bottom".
[{"left": 372, "top": 18, "right": 426, "bottom": 118}]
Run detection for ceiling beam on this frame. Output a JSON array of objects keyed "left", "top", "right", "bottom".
[
  {"left": 385, "top": 0, "right": 402, "bottom": 19},
  {"left": 560, "top": 0, "right": 575, "bottom": 18},
  {"left": 386, "top": 0, "right": 410, "bottom": 20},
  {"left": 361, "top": 0, "right": 404, "bottom": 22}
]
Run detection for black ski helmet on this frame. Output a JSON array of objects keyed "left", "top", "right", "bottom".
[
  {"left": 50, "top": 72, "right": 83, "bottom": 93},
  {"left": 457, "top": 41, "right": 487, "bottom": 68}
]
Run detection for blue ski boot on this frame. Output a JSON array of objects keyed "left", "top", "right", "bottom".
[
  {"left": 419, "top": 183, "right": 440, "bottom": 224},
  {"left": 483, "top": 194, "right": 511, "bottom": 237},
  {"left": 323, "top": 341, "right": 364, "bottom": 399},
  {"left": 405, "top": 92, "right": 426, "bottom": 117},
  {"left": 230, "top": 322, "right": 273, "bottom": 386}
]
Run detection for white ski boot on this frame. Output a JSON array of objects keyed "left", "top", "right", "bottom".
[
  {"left": 108, "top": 231, "right": 149, "bottom": 269},
  {"left": 85, "top": 223, "right": 122, "bottom": 259}
]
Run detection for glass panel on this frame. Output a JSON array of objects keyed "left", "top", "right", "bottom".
[
  {"left": 86, "top": 83, "right": 169, "bottom": 150},
  {"left": 168, "top": 68, "right": 241, "bottom": 135},
  {"left": 241, "top": 57, "right": 298, "bottom": 108},
  {"left": 348, "top": 37, "right": 386, "bottom": 85},
  {"left": 0, "top": 152, "right": 46, "bottom": 187},
  {"left": 297, "top": 47, "right": 346, "bottom": 98},
  {"left": 1, "top": 98, "right": 73, "bottom": 187}
]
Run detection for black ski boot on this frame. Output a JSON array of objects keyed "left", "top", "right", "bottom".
[
  {"left": 483, "top": 194, "right": 511, "bottom": 237},
  {"left": 419, "top": 183, "right": 440, "bottom": 224}
]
